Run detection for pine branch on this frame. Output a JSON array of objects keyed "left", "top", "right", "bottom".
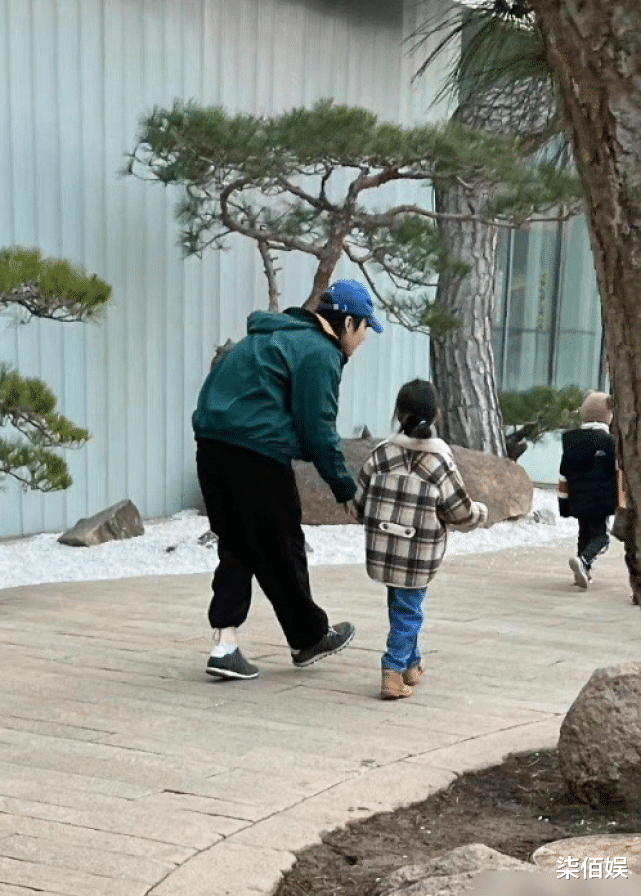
[
  {"left": 276, "top": 176, "right": 336, "bottom": 212},
  {"left": 0, "top": 250, "right": 110, "bottom": 494},
  {"left": 217, "top": 181, "right": 323, "bottom": 257},
  {"left": 1, "top": 284, "right": 97, "bottom": 322},
  {"left": 342, "top": 245, "right": 447, "bottom": 335},
  {"left": 0, "top": 248, "right": 111, "bottom": 323},
  {"left": 0, "top": 364, "right": 90, "bottom": 493},
  {"left": 257, "top": 238, "right": 281, "bottom": 312},
  {"left": 0, "top": 437, "right": 74, "bottom": 492},
  {"left": 0, "top": 368, "right": 89, "bottom": 449}
]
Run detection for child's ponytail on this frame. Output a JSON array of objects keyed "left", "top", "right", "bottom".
[
  {"left": 393, "top": 379, "right": 440, "bottom": 440},
  {"left": 400, "top": 414, "right": 433, "bottom": 440}
]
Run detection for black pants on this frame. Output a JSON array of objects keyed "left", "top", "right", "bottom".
[
  {"left": 195, "top": 439, "right": 328, "bottom": 650},
  {"left": 577, "top": 517, "right": 610, "bottom": 569}
]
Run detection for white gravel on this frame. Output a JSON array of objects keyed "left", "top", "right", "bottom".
[{"left": 0, "top": 488, "right": 576, "bottom": 589}]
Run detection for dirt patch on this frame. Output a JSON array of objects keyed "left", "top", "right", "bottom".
[{"left": 274, "top": 749, "right": 641, "bottom": 896}]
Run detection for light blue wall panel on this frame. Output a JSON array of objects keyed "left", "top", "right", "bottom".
[{"left": 0, "top": 0, "right": 450, "bottom": 538}]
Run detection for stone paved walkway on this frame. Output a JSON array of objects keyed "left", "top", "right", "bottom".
[{"left": 0, "top": 537, "right": 638, "bottom": 896}]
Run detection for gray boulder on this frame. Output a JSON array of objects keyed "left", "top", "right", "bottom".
[
  {"left": 373, "top": 843, "right": 540, "bottom": 896},
  {"left": 58, "top": 500, "right": 144, "bottom": 547},
  {"left": 294, "top": 439, "right": 532, "bottom": 526},
  {"left": 558, "top": 662, "right": 641, "bottom": 810}
]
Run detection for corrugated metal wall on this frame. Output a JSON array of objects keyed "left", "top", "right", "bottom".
[{"left": 0, "top": 0, "right": 451, "bottom": 537}]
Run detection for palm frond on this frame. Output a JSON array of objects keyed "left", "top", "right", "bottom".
[
  {"left": 408, "top": 1, "right": 567, "bottom": 153},
  {"left": 409, "top": 2, "right": 546, "bottom": 108}
]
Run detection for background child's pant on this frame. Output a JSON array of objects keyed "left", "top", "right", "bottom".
[
  {"left": 382, "top": 586, "right": 427, "bottom": 672},
  {"left": 577, "top": 517, "right": 610, "bottom": 569}
]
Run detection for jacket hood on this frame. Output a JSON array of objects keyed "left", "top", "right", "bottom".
[
  {"left": 389, "top": 433, "right": 453, "bottom": 459},
  {"left": 246, "top": 309, "right": 310, "bottom": 335},
  {"left": 246, "top": 308, "right": 345, "bottom": 361},
  {"left": 246, "top": 307, "right": 335, "bottom": 336}
]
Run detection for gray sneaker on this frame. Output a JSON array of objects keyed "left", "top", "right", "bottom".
[
  {"left": 291, "top": 622, "right": 355, "bottom": 668},
  {"left": 206, "top": 649, "right": 259, "bottom": 680}
]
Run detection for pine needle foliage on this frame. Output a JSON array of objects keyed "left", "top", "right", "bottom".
[
  {"left": 0, "top": 247, "right": 112, "bottom": 322},
  {"left": 0, "top": 247, "right": 112, "bottom": 492},
  {"left": 126, "top": 98, "right": 581, "bottom": 326},
  {"left": 500, "top": 384, "right": 583, "bottom": 458}
]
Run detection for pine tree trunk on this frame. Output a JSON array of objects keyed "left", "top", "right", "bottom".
[
  {"left": 429, "top": 76, "right": 556, "bottom": 457},
  {"left": 529, "top": 0, "right": 641, "bottom": 602},
  {"left": 431, "top": 184, "right": 506, "bottom": 455}
]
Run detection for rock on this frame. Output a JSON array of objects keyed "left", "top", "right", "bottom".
[
  {"left": 294, "top": 438, "right": 533, "bottom": 527},
  {"left": 449, "top": 444, "right": 533, "bottom": 527},
  {"left": 529, "top": 508, "right": 556, "bottom": 525},
  {"left": 373, "top": 843, "right": 540, "bottom": 896},
  {"left": 197, "top": 529, "right": 313, "bottom": 553},
  {"left": 58, "top": 500, "right": 144, "bottom": 547},
  {"left": 293, "top": 439, "right": 377, "bottom": 525},
  {"left": 533, "top": 833, "right": 641, "bottom": 875},
  {"left": 558, "top": 662, "right": 641, "bottom": 810}
]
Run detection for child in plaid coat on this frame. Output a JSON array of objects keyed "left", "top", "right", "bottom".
[{"left": 353, "top": 379, "right": 487, "bottom": 700}]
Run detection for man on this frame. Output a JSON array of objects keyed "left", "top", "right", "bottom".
[{"left": 193, "top": 279, "right": 383, "bottom": 679}]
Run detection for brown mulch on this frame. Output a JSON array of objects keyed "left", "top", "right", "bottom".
[{"left": 273, "top": 749, "right": 641, "bottom": 896}]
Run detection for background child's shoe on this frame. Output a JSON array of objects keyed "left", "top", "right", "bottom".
[
  {"left": 569, "top": 556, "right": 589, "bottom": 588},
  {"left": 403, "top": 663, "right": 424, "bottom": 686},
  {"left": 381, "top": 669, "right": 413, "bottom": 699}
]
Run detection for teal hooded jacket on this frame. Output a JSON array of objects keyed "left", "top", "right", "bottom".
[{"left": 192, "top": 307, "right": 357, "bottom": 503}]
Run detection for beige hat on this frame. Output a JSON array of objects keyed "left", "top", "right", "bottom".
[{"left": 580, "top": 391, "right": 613, "bottom": 425}]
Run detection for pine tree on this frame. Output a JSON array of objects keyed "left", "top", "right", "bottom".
[
  {"left": 127, "top": 98, "right": 581, "bottom": 334},
  {"left": 410, "top": 1, "right": 569, "bottom": 454},
  {"left": 0, "top": 247, "right": 112, "bottom": 491}
]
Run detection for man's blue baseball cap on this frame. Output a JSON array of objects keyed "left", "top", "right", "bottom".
[{"left": 324, "top": 279, "right": 384, "bottom": 333}]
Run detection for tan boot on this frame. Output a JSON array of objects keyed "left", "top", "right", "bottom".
[
  {"left": 380, "top": 669, "right": 413, "bottom": 700},
  {"left": 403, "top": 663, "right": 425, "bottom": 687}
]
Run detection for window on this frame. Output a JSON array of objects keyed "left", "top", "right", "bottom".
[{"left": 493, "top": 216, "right": 605, "bottom": 392}]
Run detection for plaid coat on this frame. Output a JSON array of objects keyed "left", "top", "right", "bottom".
[{"left": 353, "top": 434, "right": 488, "bottom": 587}]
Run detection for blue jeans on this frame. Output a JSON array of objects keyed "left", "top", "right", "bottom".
[{"left": 382, "top": 586, "right": 427, "bottom": 672}]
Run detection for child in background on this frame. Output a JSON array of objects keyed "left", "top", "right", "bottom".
[
  {"left": 558, "top": 391, "right": 618, "bottom": 588},
  {"left": 353, "top": 379, "right": 488, "bottom": 700}
]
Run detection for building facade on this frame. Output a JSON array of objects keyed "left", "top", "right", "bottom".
[
  {"left": 0, "top": 0, "right": 603, "bottom": 538},
  {"left": 0, "top": 0, "right": 454, "bottom": 538}
]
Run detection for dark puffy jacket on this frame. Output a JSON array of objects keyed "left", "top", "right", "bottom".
[
  {"left": 559, "top": 426, "right": 617, "bottom": 520},
  {"left": 192, "top": 307, "right": 357, "bottom": 503}
]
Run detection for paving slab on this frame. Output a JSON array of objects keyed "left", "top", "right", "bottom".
[
  {"left": 1, "top": 537, "right": 640, "bottom": 896},
  {"left": 0, "top": 835, "right": 177, "bottom": 883}
]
